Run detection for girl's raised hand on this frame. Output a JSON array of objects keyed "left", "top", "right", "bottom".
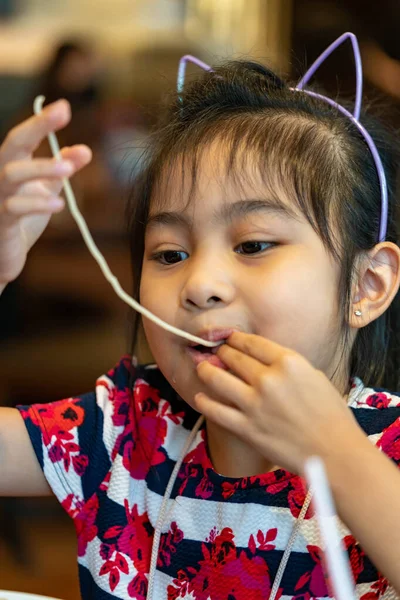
[
  {"left": 195, "top": 332, "right": 366, "bottom": 474},
  {"left": 0, "top": 99, "right": 92, "bottom": 286}
]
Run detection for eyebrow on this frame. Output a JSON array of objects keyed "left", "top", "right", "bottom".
[{"left": 146, "top": 198, "right": 299, "bottom": 229}]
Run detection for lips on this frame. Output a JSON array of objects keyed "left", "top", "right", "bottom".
[
  {"left": 188, "top": 328, "right": 239, "bottom": 346},
  {"left": 186, "top": 328, "right": 239, "bottom": 369}
]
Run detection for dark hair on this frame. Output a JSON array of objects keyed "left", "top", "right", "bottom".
[{"left": 126, "top": 60, "right": 400, "bottom": 391}]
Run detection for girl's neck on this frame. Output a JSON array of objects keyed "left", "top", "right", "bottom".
[{"left": 205, "top": 420, "right": 276, "bottom": 478}]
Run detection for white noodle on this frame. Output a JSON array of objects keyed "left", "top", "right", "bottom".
[{"left": 33, "top": 96, "right": 219, "bottom": 348}]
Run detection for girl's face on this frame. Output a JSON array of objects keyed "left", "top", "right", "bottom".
[{"left": 140, "top": 145, "right": 348, "bottom": 407}]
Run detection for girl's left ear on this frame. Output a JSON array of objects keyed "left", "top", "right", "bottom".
[{"left": 350, "top": 242, "right": 400, "bottom": 328}]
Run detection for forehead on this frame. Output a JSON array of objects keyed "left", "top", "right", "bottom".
[{"left": 149, "top": 139, "right": 300, "bottom": 221}]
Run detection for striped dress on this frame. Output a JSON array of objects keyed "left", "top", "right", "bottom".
[{"left": 17, "top": 356, "right": 400, "bottom": 599}]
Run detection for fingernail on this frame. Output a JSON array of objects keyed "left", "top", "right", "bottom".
[
  {"left": 48, "top": 198, "right": 64, "bottom": 209},
  {"left": 54, "top": 161, "right": 73, "bottom": 175}
]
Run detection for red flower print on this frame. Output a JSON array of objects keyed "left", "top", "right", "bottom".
[
  {"left": 100, "top": 542, "right": 114, "bottom": 560},
  {"left": 128, "top": 573, "right": 148, "bottom": 599},
  {"left": 366, "top": 392, "right": 390, "bottom": 410},
  {"left": 177, "top": 436, "right": 206, "bottom": 496},
  {"left": 360, "top": 574, "right": 390, "bottom": 600},
  {"left": 25, "top": 399, "right": 88, "bottom": 476},
  {"left": 99, "top": 552, "right": 129, "bottom": 593},
  {"left": 111, "top": 380, "right": 170, "bottom": 480},
  {"left": 100, "top": 355, "right": 133, "bottom": 382},
  {"left": 344, "top": 535, "right": 365, "bottom": 581},
  {"left": 195, "top": 475, "right": 214, "bottom": 499},
  {"left": 48, "top": 444, "right": 63, "bottom": 462},
  {"left": 377, "top": 417, "right": 400, "bottom": 462},
  {"left": 34, "top": 399, "right": 85, "bottom": 445},
  {"left": 288, "top": 479, "right": 312, "bottom": 519},
  {"left": 221, "top": 480, "right": 240, "bottom": 499},
  {"left": 75, "top": 494, "right": 99, "bottom": 557},
  {"left": 108, "top": 385, "right": 132, "bottom": 427},
  {"left": 73, "top": 454, "right": 89, "bottom": 476},
  {"left": 101, "top": 501, "right": 152, "bottom": 577},
  {"left": 158, "top": 521, "right": 184, "bottom": 567},
  {"left": 266, "top": 475, "right": 313, "bottom": 519},
  {"left": 168, "top": 570, "right": 191, "bottom": 600},
  {"left": 61, "top": 493, "right": 83, "bottom": 519},
  {"left": 99, "top": 471, "right": 111, "bottom": 492},
  {"left": 99, "top": 501, "right": 152, "bottom": 597},
  {"left": 248, "top": 528, "right": 277, "bottom": 554},
  {"left": 168, "top": 527, "right": 272, "bottom": 599},
  {"left": 221, "top": 552, "right": 271, "bottom": 599},
  {"left": 294, "top": 545, "right": 329, "bottom": 599},
  {"left": 177, "top": 462, "right": 199, "bottom": 496}
]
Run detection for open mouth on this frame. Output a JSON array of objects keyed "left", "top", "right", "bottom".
[
  {"left": 190, "top": 343, "right": 221, "bottom": 355},
  {"left": 186, "top": 328, "right": 238, "bottom": 369},
  {"left": 186, "top": 340, "right": 228, "bottom": 369}
]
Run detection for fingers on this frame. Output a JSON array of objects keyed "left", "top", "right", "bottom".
[
  {"left": 217, "top": 344, "right": 266, "bottom": 386},
  {"left": 44, "top": 144, "right": 92, "bottom": 196},
  {"left": 0, "top": 144, "right": 92, "bottom": 198},
  {"left": 194, "top": 392, "right": 248, "bottom": 437},
  {"left": 0, "top": 158, "right": 74, "bottom": 194},
  {"left": 0, "top": 194, "right": 64, "bottom": 225},
  {"left": 197, "top": 361, "right": 253, "bottom": 411},
  {"left": 60, "top": 144, "right": 92, "bottom": 170},
  {"left": 0, "top": 99, "right": 71, "bottom": 163},
  {"left": 226, "top": 332, "right": 289, "bottom": 366}
]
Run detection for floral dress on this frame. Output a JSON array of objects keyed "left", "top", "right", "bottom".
[{"left": 17, "top": 356, "right": 400, "bottom": 599}]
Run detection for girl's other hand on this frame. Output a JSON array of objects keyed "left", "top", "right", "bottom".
[
  {"left": 195, "top": 332, "right": 367, "bottom": 474},
  {"left": 0, "top": 99, "right": 92, "bottom": 287}
]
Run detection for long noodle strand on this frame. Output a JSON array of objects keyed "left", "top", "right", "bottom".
[{"left": 34, "top": 96, "right": 219, "bottom": 348}]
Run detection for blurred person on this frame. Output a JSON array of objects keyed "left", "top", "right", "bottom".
[{"left": 34, "top": 41, "right": 101, "bottom": 111}]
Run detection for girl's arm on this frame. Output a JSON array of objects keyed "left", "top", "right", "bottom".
[
  {"left": 0, "top": 407, "right": 52, "bottom": 495},
  {"left": 0, "top": 104, "right": 92, "bottom": 496},
  {"left": 325, "top": 430, "right": 400, "bottom": 591}
]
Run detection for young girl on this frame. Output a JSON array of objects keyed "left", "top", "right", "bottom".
[{"left": 1, "top": 51, "right": 400, "bottom": 600}]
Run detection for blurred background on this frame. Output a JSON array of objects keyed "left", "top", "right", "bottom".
[{"left": 0, "top": 0, "right": 399, "bottom": 597}]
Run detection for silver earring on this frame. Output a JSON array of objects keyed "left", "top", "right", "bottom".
[{"left": 354, "top": 310, "right": 362, "bottom": 316}]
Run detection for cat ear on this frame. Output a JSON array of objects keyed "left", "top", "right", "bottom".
[
  {"left": 176, "top": 35, "right": 387, "bottom": 242},
  {"left": 296, "top": 32, "right": 363, "bottom": 120},
  {"left": 294, "top": 32, "right": 387, "bottom": 241},
  {"left": 177, "top": 55, "right": 213, "bottom": 94}
]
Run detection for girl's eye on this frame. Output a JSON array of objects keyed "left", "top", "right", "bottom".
[
  {"left": 235, "top": 241, "right": 273, "bottom": 255},
  {"left": 153, "top": 250, "right": 188, "bottom": 264}
]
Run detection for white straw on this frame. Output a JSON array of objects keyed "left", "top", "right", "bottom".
[
  {"left": 33, "top": 96, "right": 219, "bottom": 348},
  {"left": 304, "top": 456, "right": 357, "bottom": 600}
]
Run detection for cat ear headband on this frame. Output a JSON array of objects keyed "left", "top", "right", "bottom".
[
  {"left": 33, "top": 31, "right": 387, "bottom": 349},
  {"left": 178, "top": 31, "right": 388, "bottom": 244}
]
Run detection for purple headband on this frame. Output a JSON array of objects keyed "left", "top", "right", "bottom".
[{"left": 177, "top": 32, "right": 388, "bottom": 243}]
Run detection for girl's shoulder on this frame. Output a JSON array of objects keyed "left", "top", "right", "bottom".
[
  {"left": 349, "top": 376, "right": 400, "bottom": 411},
  {"left": 349, "top": 377, "right": 400, "bottom": 462},
  {"left": 16, "top": 356, "right": 195, "bottom": 518}
]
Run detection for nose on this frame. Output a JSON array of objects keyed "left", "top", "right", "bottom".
[{"left": 180, "top": 255, "right": 235, "bottom": 311}]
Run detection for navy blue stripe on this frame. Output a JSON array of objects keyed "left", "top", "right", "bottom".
[
  {"left": 77, "top": 392, "right": 112, "bottom": 500},
  {"left": 79, "top": 563, "right": 122, "bottom": 600},
  {"left": 96, "top": 489, "right": 129, "bottom": 539},
  {"left": 146, "top": 458, "right": 313, "bottom": 508},
  {"left": 352, "top": 406, "right": 400, "bottom": 435},
  {"left": 158, "top": 539, "right": 379, "bottom": 593}
]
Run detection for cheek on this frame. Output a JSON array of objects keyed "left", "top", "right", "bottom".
[
  {"left": 246, "top": 255, "right": 337, "bottom": 339},
  {"left": 140, "top": 268, "right": 174, "bottom": 315}
]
